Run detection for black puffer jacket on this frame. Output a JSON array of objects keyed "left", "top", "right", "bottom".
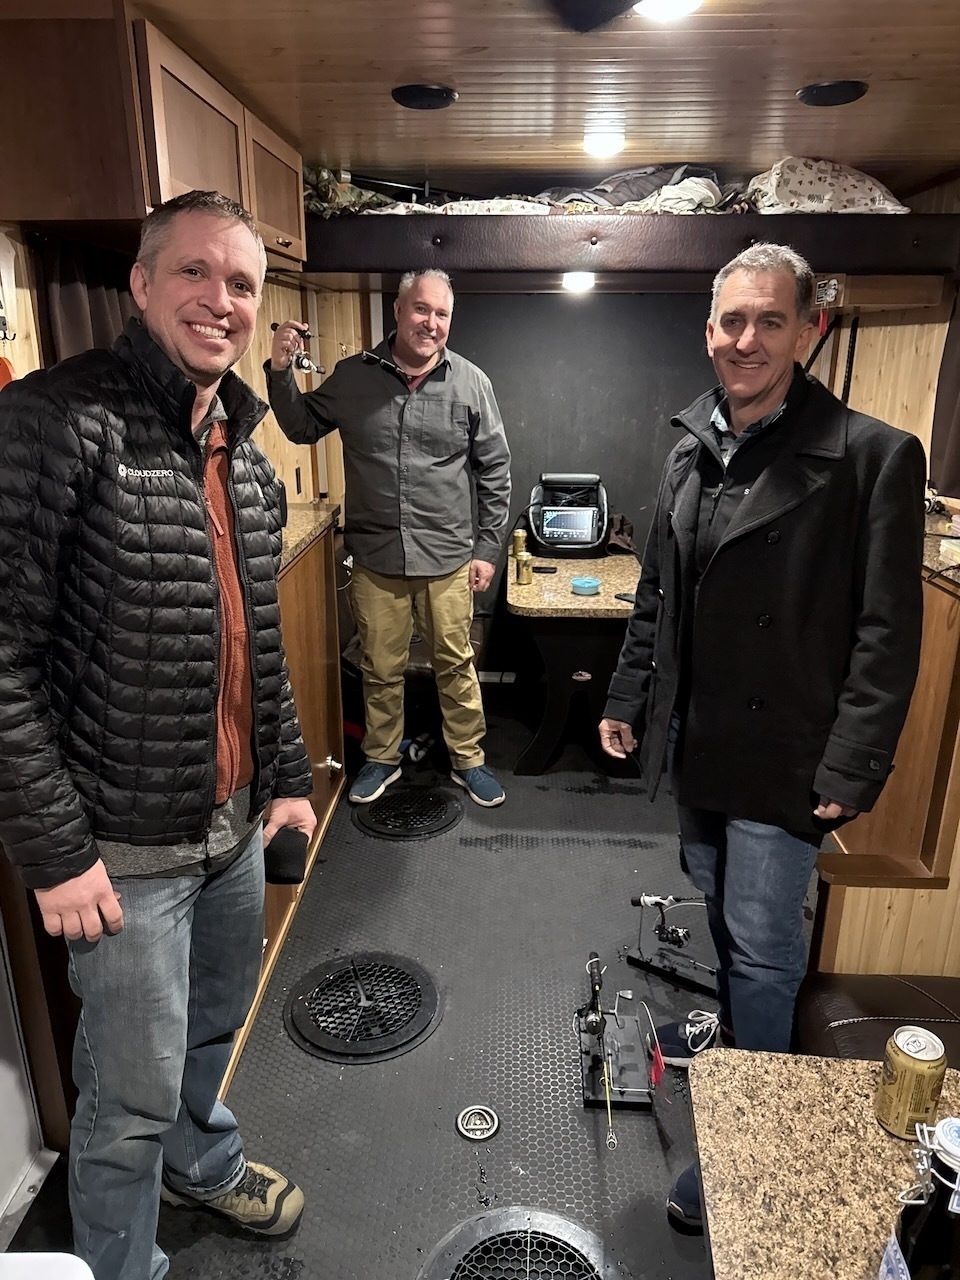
[{"left": 0, "top": 319, "right": 311, "bottom": 890}]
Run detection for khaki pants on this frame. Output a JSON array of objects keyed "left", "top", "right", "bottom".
[{"left": 350, "top": 561, "right": 486, "bottom": 769}]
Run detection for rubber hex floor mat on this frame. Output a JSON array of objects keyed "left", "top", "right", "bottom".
[{"left": 157, "top": 750, "right": 713, "bottom": 1280}]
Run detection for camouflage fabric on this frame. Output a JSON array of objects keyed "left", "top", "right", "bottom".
[{"left": 302, "top": 166, "right": 394, "bottom": 218}]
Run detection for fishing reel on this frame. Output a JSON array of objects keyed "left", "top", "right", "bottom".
[
  {"left": 574, "top": 951, "right": 656, "bottom": 1143},
  {"left": 654, "top": 918, "right": 691, "bottom": 947},
  {"left": 270, "top": 322, "right": 324, "bottom": 376},
  {"left": 626, "top": 892, "right": 716, "bottom": 995}
]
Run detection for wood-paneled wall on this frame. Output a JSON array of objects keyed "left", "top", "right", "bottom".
[
  {"left": 311, "top": 283, "right": 367, "bottom": 512},
  {"left": 817, "top": 174, "right": 960, "bottom": 976},
  {"left": 805, "top": 179, "right": 960, "bottom": 461},
  {"left": 0, "top": 224, "right": 45, "bottom": 378},
  {"left": 237, "top": 274, "right": 367, "bottom": 511},
  {"left": 232, "top": 276, "right": 320, "bottom": 501}
]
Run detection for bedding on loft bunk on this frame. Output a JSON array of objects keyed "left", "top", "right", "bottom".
[{"left": 304, "top": 156, "right": 909, "bottom": 219}]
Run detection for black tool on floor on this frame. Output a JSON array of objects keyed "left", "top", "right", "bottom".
[
  {"left": 576, "top": 951, "right": 653, "bottom": 1122},
  {"left": 626, "top": 893, "right": 716, "bottom": 996}
]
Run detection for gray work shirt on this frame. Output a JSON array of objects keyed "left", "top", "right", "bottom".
[{"left": 265, "top": 339, "right": 511, "bottom": 577}]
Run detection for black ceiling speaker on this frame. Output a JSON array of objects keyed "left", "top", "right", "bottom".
[
  {"left": 392, "top": 84, "right": 459, "bottom": 110},
  {"left": 544, "top": 0, "right": 636, "bottom": 33},
  {"left": 796, "top": 80, "right": 869, "bottom": 107}
]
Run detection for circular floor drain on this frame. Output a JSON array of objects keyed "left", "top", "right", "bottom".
[
  {"left": 351, "top": 785, "right": 463, "bottom": 840},
  {"left": 417, "top": 1208, "right": 632, "bottom": 1280},
  {"left": 283, "top": 951, "right": 442, "bottom": 1062},
  {"left": 455, "top": 1105, "right": 499, "bottom": 1141}
]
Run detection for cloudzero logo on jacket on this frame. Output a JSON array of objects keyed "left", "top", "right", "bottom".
[{"left": 118, "top": 462, "right": 175, "bottom": 479}]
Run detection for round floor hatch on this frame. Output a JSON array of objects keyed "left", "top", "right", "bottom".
[
  {"left": 416, "top": 1207, "right": 633, "bottom": 1280},
  {"left": 455, "top": 1105, "right": 499, "bottom": 1142},
  {"left": 284, "top": 951, "right": 442, "bottom": 1062},
  {"left": 351, "top": 785, "right": 463, "bottom": 840}
]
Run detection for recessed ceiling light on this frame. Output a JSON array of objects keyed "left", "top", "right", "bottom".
[
  {"left": 796, "top": 80, "right": 868, "bottom": 107},
  {"left": 633, "top": 0, "right": 703, "bottom": 20},
  {"left": 583, "top": 129, "right": 625, "bottom": 159},
  {"left": 562, "top": 272, "right": 596, "bottom": 293},
  {"left": 391, "top": 84, "right": 459, "bottom": 110}
]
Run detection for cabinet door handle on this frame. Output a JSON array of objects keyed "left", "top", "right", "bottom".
[
  {"left": 317, "top": 755, "right": 343, "bottom": 773},
  {"left": 276, "top": 236, "right": 293, "bottom": 248}
]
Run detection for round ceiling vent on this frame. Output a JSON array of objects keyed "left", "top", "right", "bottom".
[
  {"left": 284, "top": 951, "right": 442, "bottom": 1062},
  {"left": 796, "top": 80, "right": 868, "bottom": 107},
  {"left": 417, "top": 1207, "right": 633, "bottom": 1280},
  {"left": 391, "top": 83, "right": 459, "bottom": 110}
]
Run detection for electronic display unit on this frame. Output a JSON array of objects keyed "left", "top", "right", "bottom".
[{"left": 540, "top": 506, "right": 598, "bottom": 543}]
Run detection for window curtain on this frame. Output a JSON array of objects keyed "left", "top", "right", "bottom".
[
  {"left": 40, "top": 238, "right": 138, "bottom": 363},
  {"left": 930, "top": 287, "right": 960, "bottom": 498}
]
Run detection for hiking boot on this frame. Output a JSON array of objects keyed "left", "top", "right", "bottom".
[
  {"left": 666, "top": 1163, "right": 703, "bottom": 1230},
  {"left": 647, "top": 1009, "right": 729, "bottom": 1068},
  {"left": 161, "top": 1161, "right": 304, "bottom": 1236},
  {"left": 348, "top": 761, "right": 402, "bottom": 804},
  {"left": 451, "top": 765, "right": 505, "bottom": 807}
]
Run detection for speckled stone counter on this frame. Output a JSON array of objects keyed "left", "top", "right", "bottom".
[
  {"left": 924, "top": 512, "right": 960, "bottom": 590},
  {"left": 689, "top": 1048, "right": 960, "bottom": 1280},
  {"left": 280, "top": 501, "right": 339, "bottom": 572},
  {"left": 505, "top": 553, "right": 641, "bottom": 618}
]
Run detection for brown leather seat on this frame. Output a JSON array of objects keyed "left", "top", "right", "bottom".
[{"left": 795, "top": 972, "right": 960, "bottom": 1067}]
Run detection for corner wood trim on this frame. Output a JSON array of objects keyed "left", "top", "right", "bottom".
[
  {"left": 816, "top": 844, "right": 950, "bottom": 889},
  {"left": 218, "top": 773, "right": 346, "bottom": 1098}
]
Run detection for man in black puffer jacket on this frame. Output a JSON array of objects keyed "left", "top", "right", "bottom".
[{"left": 0, "top": 191, "right": 317, "bottom": 1280}]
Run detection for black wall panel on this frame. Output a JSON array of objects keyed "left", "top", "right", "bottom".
[{"left": 384, "top": 290, "right": 716, "bottom": 566}]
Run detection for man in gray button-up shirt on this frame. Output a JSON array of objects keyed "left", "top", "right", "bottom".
[{"left": 267, "top": 269, "right": 511, "bottom": 808}]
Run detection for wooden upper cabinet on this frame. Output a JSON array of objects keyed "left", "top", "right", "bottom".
[
  {"left": 0, "top": 14, "right": 306, "bottom": 256},
  {"left": 244, "top": 111, "right": 306, "bottom": 263},
  {"left": 133, "top": 21, "right": 249, "bottom": 210}
]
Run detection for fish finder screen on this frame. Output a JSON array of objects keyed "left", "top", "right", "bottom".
[{"left": 540, "top": 507, "right": 597, "bottom": 542}]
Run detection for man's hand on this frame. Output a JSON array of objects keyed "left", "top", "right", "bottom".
[
  {"left": 34, "top": 859, "right": 123, "bottom": 943},
  {"left": 269, "top": 320, "right": 309, "bottom": 373},
  {"left": 468, "top": 559, "right": 496, "bottom": 593},
  {"left": 599, "top": 717, "right": 637, "bottom": 760},
  {"left": 814, "top": 797, "right": 859, "bottom": 822},
  {"left": 263, "top": 797, "right": 318, "bottom": 848}
]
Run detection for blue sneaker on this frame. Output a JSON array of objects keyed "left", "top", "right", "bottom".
[
  {"left": 666, "top": 1163, "right": 703, "bottom": 1230},
  {"left": 348, "top": 761, "right": 402, "bottom": 804},
  {"left": 451, "top": 765, "right": 505, "bottom": 807},
  {"left": 647, "top": 1009, "right": 729, "bottom": 1068}
]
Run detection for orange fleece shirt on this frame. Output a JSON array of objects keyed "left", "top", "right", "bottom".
[{"left": 203, "top": 419, "right": 255, "bottom": 805}]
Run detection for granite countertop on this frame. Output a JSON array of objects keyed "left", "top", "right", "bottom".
[
  {"left": 280, "top": 501, "right": 340, "bottom": 571},
  {"left": 689, "top": 1048, "right": 960, "bottom": 1280},
  {"left": 505, "top": 553, "right": 641, "bottom": 618},
  {"left": 924, "top": 512, "right": 960, "bottom": 589}
]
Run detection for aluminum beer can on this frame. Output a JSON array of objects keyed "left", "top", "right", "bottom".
[
  {"left": 512, "top": 528, "right": 528, "bottom": 558},
  {"left": 515, "top": 551, "right": 533, "bottom": 585},
  {"left": 874, "top": 1025, "right": 947, "bottom": 1139}
]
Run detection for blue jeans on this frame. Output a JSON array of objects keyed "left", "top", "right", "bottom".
[
  {"left": 677, "top": 804, "right": 820, "bottom": 1052},
  {"left": 66, "top": 829, "right": 265, "bottom": 1280}
]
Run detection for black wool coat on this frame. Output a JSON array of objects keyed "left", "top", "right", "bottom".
[
  {"left": 0, "top": 319, "right": 312, "bottom": 890},
  {"left": 604, "top": 370, "right": 926, "bottom": 838}
]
